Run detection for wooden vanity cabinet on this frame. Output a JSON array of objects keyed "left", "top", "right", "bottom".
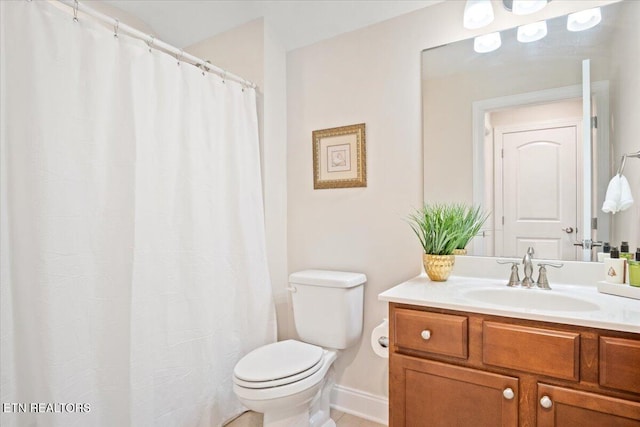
[{"left": 389, "top": 303, "right": 640, "bottom": 427}]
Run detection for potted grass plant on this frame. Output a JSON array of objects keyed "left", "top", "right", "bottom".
[
  {"left": 452, "top": 204, "right": 490, "bottom": 256},
  {"left": 407, "top": 203, "right": 488, "bottom": 281}
]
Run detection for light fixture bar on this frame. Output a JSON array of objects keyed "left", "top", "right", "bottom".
[{"left": 512, "top": 0, "right": 548, "bottom": 16}]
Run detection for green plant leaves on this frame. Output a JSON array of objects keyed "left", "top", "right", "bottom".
[{"left": 407, "top": 203, "right": 489, "bottom": 255}]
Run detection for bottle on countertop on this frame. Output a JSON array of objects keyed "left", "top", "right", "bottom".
[
  {"left": 597, "top": 242, "right": 611, "bottom": 262},
  {"left": 604, "top": 247, "right": 626, "bottom": 284},
  {"left": 620, "top": 241, "right": 633, "bottom": 261},
  {"left": 628, "top": 248, "right": 640, "bottom": 287}
]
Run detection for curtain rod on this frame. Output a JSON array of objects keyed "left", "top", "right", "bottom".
[{"left": 55, "top": 0, "right": 257, "bottom": 89}]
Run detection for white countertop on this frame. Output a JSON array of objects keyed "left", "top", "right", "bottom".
[{"left": 379, "top": 274, "right": 640, "bottom": 334}]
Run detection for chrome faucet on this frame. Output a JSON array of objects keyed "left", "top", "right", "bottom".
[
  {"left": 522, "top": 247, "right": 535, "bottom": 288},
  {"left": 498, "top": 248, "right": 563, "bottom": 290},
  {"left": 536, "top": 262, "right": 563, "bottom": 290},
  {"left": 497, "top": 260, "right": 521, "bottom": 287}
]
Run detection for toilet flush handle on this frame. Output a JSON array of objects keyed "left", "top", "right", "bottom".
[{"left": 287, "top": 286, "right": 297, "bottom": 293}]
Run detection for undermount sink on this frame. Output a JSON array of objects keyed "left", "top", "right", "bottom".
[{"left": 462, "top": 288, "right": 601, "bottom": 312}]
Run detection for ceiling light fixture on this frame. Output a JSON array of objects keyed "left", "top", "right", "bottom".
[
  {"left": 512, "top": 0, "right": 548, "bottom": 15},
  {"left": 474, "top": 32, "right": 502, "bottom": 53},
  {"left": 567, "top": 7, "right": 602, "bottom": 32},
  {"left": 464, "top": 0, "right": 495, "bottom": 30},
  {"left": 517, "top": 20, "right": 548, "bottom": 42}
]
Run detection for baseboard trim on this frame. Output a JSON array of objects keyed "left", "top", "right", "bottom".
[{"left": 330, "top": 384, "right": 388, "bottom": 426}]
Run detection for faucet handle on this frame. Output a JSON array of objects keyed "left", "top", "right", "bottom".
[
  {"left": 497, "top": 260, "right": 521, "bottom": 287},
  {"left": 535, "top": 262, "right": 563, "bottom": 290},
  {"left": 539, "top": 262, "right": 563, "bottom": 268}
]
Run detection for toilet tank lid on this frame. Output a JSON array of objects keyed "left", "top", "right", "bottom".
[{"left": 289, "top": 270, "right": 366, "bottom": 288}]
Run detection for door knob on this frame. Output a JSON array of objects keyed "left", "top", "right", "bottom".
[
  {"left": 562, "top": 227, "right": 574, "bottom": 234},
  {"left": 502, "top": 388, "right": 515, "bottom": 400},
  {"left": 540, "top": 395, "right": 553, "bottom": 409}
]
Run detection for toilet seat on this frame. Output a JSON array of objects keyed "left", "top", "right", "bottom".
[
  {"left": 233, "top": 340, "right": 324, "bottom": 389},
  {"left": 233, "top": 349, "right": 337, "bottom": 404}
]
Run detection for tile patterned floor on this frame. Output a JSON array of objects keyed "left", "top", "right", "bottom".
[{"left": 225, "top": 409, "right": 386, "bottom": 427}]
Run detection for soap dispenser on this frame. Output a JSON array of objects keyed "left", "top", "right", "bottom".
[
  {"left": 620, "top": 241, "right": 633, "bottom": 261},
  {"left": 604, "top": 247, "right": 626, "bottom": 284},
  {"left": 629, "top": 249, "right": 640, "bottom": 287}
]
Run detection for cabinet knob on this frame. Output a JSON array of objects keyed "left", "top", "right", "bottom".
[
  {"left": 420, "top": 330, "right": 431, "bottom": 340},
  {"left": 502, "top": 388, "right": 515, "bottom": 400},
  {"left": 540, "top": 395, "right": 553, "bottom": 409}
]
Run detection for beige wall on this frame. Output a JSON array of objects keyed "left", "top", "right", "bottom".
[
  {"left": 287, "top": 5, "right": 429, "bottom": 398},
  {"left": 262, "top": 22, "right": 292, "bottom": 339},
  {"left": 186, "top": 19, "right": 265, "bottom": 89},
  {"left": 287, "top": 0, "right": 465, "bottom": 398},
  {"left": 490, "top": 100, "right": 583, "bottom": 128},
  {"left": 610, "top": 0, "right": 640, "bottom": 250},
  {"left": 287, "top": 0, "right": 617, "bottom": 399}
]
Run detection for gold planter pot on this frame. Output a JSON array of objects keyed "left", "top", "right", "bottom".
[
  {"left": 423, "top": 253, "right": 455, "bottom": 282},
  {"left": 453, "top": 248, "right": 467, "bottom": 256}
]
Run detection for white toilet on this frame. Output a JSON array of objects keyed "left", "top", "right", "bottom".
[{"left": 233, "top": 270, "right": 366, "bottom": 427}]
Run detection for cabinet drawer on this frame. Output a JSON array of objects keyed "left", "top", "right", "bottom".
[
  {"left": 394, "top": 309, "right": 467, "bottom": 358},
  {"left": 483, "top": 321, "right": 580, "bottom": 381},
  {"left": 600, "top": 336, "right": 640, "bottom": 394}
]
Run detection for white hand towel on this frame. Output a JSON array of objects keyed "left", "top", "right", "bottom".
[
  {"left": 602, "top": 175, "right": 621, "bottom": 213},
  {"left": 618, "top": 174, "right": 634, "bottom": 212}
]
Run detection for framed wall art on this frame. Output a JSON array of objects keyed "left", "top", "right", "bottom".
[{"left": 312, "top": 123, "right": 366, "bottom": 189}]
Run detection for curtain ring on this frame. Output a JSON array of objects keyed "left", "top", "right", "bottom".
[
  {"left": 147, "top": 35, "right": 155, "bottom": 53},
  {"left": 177, "top": 49, "right": 183, "bottom": 66},
  {"left": 201, "top": 60, "right": 211, "bottom": 76},
  {"left": 221, "top": 71, "right": 226, "bottom": 84},
  {"left": 113, "top": 19, "right": 119, "bottom": 39},
  {"left": 73, "top": 0, "right": 79, "bottom": 22}
]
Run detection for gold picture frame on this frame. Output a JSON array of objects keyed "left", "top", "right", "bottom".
[{"left": 312, "top": 123, "right": 366, "bottom": 189}]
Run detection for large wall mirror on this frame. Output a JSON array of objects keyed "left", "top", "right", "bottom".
[{"left": 422, "top": 0, "right": 639, "bottom": 262}]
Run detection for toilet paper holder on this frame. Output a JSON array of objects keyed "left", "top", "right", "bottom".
[
  {"left": 378, "top": 336, "right": 389, "bottom": 348},
  {"left": 371, "top": 318, "right": 390, "bottom": 358}
]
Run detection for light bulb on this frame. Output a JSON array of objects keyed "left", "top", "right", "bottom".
[
  {"left": 464, "top": 0, "right": 494, "bottom": 30},
  {"left": 474, "top": 32, "right": 501, "bottom": 53},
  {"left": 567, "top": 8, "right": 602, "bottom": 32},
  {"left": 517, "top": 21, "right": 547, "bottom": 43}
]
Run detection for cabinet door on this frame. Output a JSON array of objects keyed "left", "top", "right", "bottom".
[
  {"left": 537, "top": 383, "right": 640, "bottom": 427},
  {"left": 390, "top": 354, "right": 518, "bottom": 427}
]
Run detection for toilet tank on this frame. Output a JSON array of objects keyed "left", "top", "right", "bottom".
[{"left": 289, "top": 270, "right": 366, "bottom": 350}]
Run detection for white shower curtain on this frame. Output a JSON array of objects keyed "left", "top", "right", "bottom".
[{"left": 0, "top": 2, "right": 276, "bottom": 426}]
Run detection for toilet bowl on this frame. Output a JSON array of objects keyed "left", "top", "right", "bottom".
[
  {"left": 232, "top": 270, "right": 366, "bottom": 427},
  {"left": 233, "top": 340, "right": 337, "bottom": 427}
]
